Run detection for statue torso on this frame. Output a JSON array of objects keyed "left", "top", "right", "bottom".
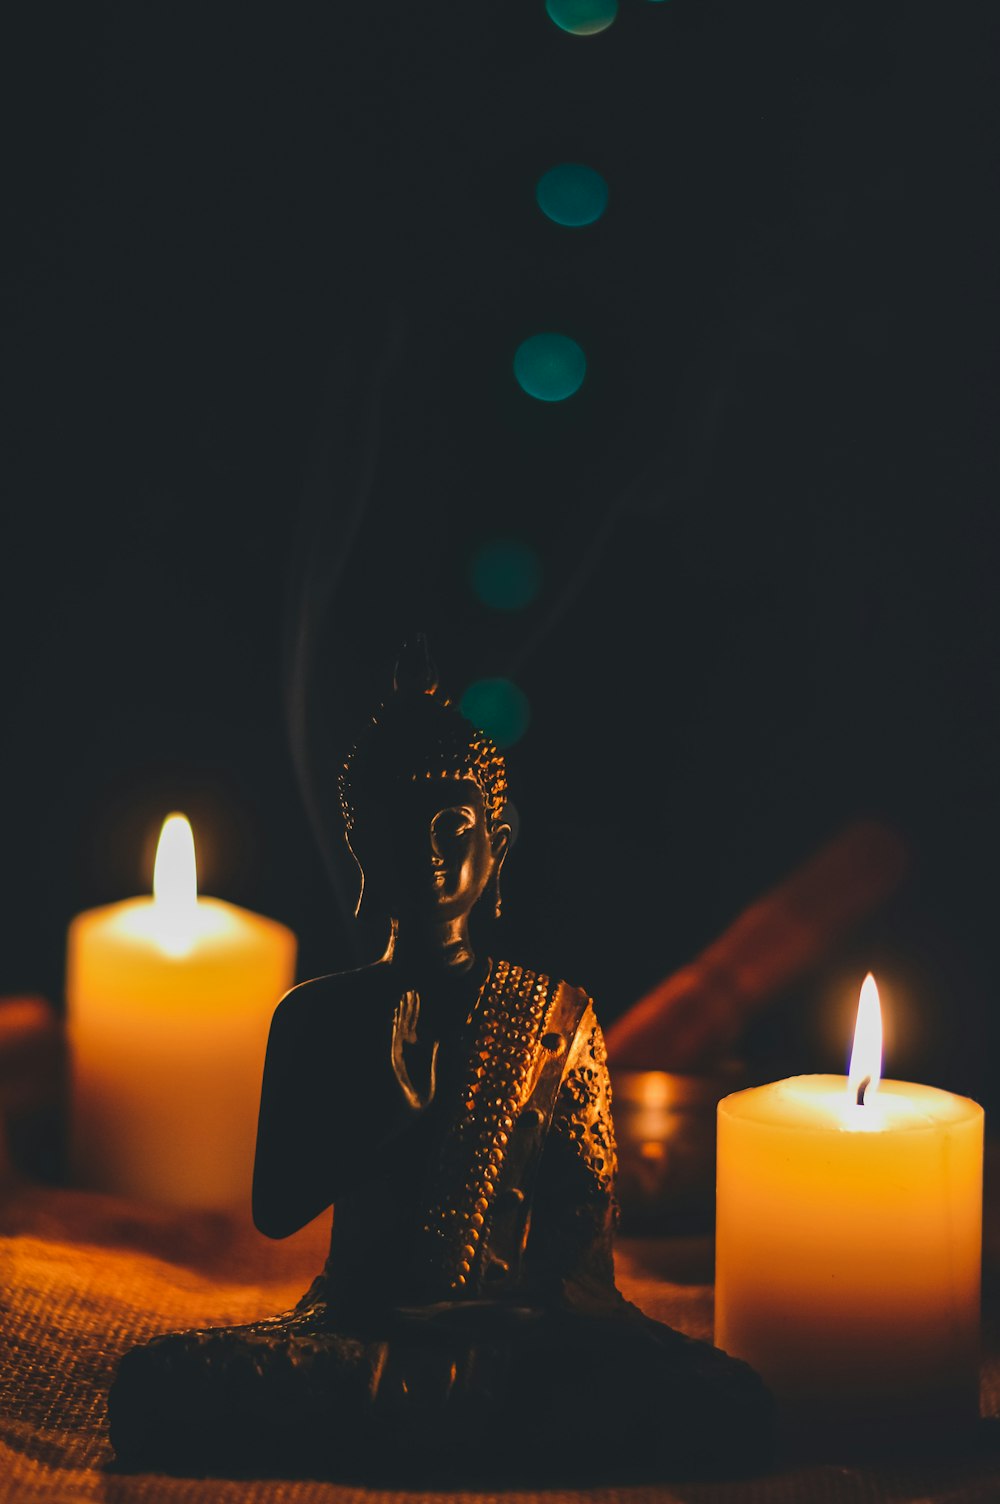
[{"left": 254, "top": 957, "right": 620, "bottom": 1317}]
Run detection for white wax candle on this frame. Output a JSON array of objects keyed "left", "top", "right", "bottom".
[
  {"left": 715, "top": 977, "right": 983, "bottom": 1443},
  {"left": 67, "top": 814, "right": 296, "bottom": 1208}
]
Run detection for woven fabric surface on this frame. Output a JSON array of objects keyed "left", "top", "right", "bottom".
[{"left": 3, "top": 1181, "right": 1000, "bottom": 1504}]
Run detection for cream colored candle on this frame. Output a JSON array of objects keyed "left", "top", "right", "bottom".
[
  {"left": 716, "top": 976, "right": 983, "bottom": 1441},
  {"left": 67, "top": 814, "right": 296, "bottom": 1208}
]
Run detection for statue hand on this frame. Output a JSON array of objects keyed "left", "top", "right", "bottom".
[{"left": 391, "top": 990, "right": 439, "bottom": 1112}]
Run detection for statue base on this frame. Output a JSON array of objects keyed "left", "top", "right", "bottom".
[{"left": 109, "top": 1294, "right": 772, "bottom": 1482}]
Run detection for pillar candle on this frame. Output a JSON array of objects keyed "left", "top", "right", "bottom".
[
  {"left": 715, "top": 976, "right": 983, "bottom": 1444},
  {"left": 67, "top": 814, "right": 297, "bottom": 1208}
]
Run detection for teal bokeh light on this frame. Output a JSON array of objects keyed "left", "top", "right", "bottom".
[
  {"left": 471, "top": 540, "right": 543, "bottom": 612},
  {"left": 536, "top": 164, "right": 608, "bottom": 227},
  {"left": 545, "top": 0, "right": 618, "bottom": 35},
  {"left": 513, "top": 334, "right": 586, "bottom": 402},
  {"left": 461, "top": 679, "right": 531, "bottom": 749}
]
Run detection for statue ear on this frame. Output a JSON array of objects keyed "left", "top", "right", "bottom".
[
  {"left": 490, "top": 822, "right": 512, "bottom": 871},
  {"left": 490, "top": 823, "right": 512, "bottom": 920}
]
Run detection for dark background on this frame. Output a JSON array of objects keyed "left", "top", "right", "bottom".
[{"left": 4, "top": 3, "right": 999, "bottom": 1106}]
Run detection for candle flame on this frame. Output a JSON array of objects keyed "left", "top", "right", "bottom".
[
  {"left": 847, "top": 973, "right": 882, "bottom": 1106},
  {"left": 152, "top": 813, "right": 198, "bottom": 955}
]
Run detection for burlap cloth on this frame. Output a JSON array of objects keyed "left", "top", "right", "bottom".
[{"left": 3, "top": 1179, "right": 1000, "bottom": 1504}]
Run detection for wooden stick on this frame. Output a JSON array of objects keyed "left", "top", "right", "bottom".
[
  {"left": 0, "top": 996, "right": 65, "bottom": 1184},
  {"left": 605, "top": 821, "right": 909, "bottom": 1071},
  {"left": 0, "top": 996, "right": 64, "bottom": 1111}
]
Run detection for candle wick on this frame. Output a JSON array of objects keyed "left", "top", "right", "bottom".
[{"left": 856, "top": 1075, "right": 871, "bottom": 1107}]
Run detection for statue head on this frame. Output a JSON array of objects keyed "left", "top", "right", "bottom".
[{"left": 339, "top": 640, "right": 512, "bottom": 928}]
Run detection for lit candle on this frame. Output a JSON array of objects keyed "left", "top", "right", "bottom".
[
  {"left": 67, "top": 814, "right": 296, "bottom": 1208},
  {"left": 715, "top": 975, "right": 983, "bottom": 1444}
]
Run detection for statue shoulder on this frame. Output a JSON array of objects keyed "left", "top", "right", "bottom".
[
  {"left": 516, "top": 965, "right": 606, "bottom": 1065},
  {"left": 271, "top": 959, "right": 391, "bottom": 1020},
  {"left": 266, "top": 961, "right": 401, "bottom": 1057},
  {"left": 489, "top": 958, "right": 599, "bottom": 1050},
  {"left": 494, "top": 958, "right": 593, "bottom": 1000}
]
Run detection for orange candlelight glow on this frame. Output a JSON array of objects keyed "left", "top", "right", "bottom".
[
  {"left": 715, "top": 973, "right": 984, "bottom": 1438},
  {"left": 67, "top": 813, "right": 296, "bottom": 1206}
]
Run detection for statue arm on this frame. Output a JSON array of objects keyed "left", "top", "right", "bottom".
[
  {"left": 525, "top": 1000, "right": 620, "bottom": 1301},
  {"left": 551, "top": 1002, "right": 618, "bottom": 1206},
  {"left": 253, "top": 971, "right": 416, "bottom": 1240},
  {"left": 252, "top": 982, "right": 339, "bottom": 1239}
]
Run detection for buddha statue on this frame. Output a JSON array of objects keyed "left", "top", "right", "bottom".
[{"left": 108, "top": 642, "right": 771, "bottom": 1481}]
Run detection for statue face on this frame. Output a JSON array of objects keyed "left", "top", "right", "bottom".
[{"left": 351, "top": 776, "right": 510, "bottom": 925}]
